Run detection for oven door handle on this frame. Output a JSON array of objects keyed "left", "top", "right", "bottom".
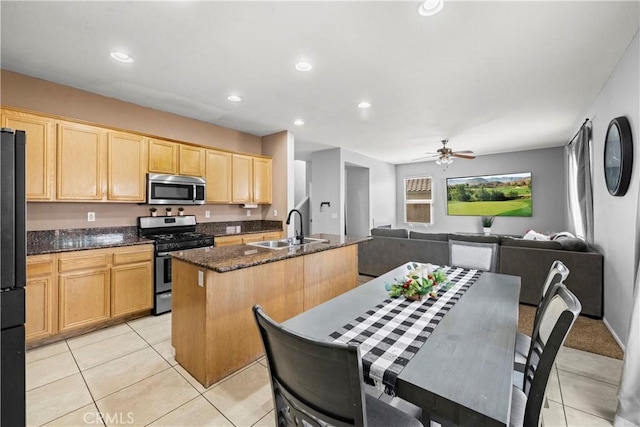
[{"left": 157, "top": 252, "right": 172, "bottom": 257}]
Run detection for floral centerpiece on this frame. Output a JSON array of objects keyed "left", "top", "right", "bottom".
[{"left": 385, "top": 263, "right": 449, "bottom": 301}]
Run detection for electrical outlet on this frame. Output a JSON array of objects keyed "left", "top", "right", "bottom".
[
  {"left": 273, "top": 209, "right": 278, "bottom": 217},
  {"left": 205, "top": 210, "right": 210, "bottom": 218},
  {"left": 331, "top": 213, "right": 338, "bottom": 219},
  {"left": 246, "top": 210, "right": 251, "bottom": 216},
  {"left": 87, "top": 212, "right": 95, "bottom": 222}
]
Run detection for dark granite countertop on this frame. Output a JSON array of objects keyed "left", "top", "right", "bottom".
[
  {"left": 27, "top": 227, "right": 153, "bottom": 256},
  {"left": 171, "top": 234, "right": 371, "bottom": 273},
  {"left": 27, "top": 220, "right": 284, "bottom": 256}
]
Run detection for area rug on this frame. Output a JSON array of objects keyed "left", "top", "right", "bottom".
[{"left": 518, "top": 304, "right": 623, "bottom": 360}]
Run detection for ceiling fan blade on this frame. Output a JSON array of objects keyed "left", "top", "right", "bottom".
[
  {"left": 412, "top": 154, "right": 438, "bottom": 161},
  {"left": 453, "top": 150, "right": 474, "bottom": 154},
  {"left": 452, "top": 153, "right": 476, "bottom": 159}
]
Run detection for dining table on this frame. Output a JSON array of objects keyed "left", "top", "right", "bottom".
[{"left": 283, "top": 262, "right": 521, "bottom": 427}]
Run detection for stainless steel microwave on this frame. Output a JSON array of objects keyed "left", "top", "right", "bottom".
[{"left": 147, "top": 173, "right": 206, "bottom": 205}]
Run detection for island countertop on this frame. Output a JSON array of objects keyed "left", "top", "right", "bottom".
[{"left": 171, "top": 233, "right": 371, "bottom": 273}]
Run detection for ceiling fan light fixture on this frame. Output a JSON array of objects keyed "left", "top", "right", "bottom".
[
  {"left": 358, "top": 101, "right": 371, "bottom": 109},
  {"left": 227, "top": 95, "right": 242, "bottom": 102},
  {"left": 418, "top": 0, "right": 443, "bottom": 16}
]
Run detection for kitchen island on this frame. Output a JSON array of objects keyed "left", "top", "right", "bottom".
[{"left": 170, "top": 234, "right": 370, "bottom": 387}]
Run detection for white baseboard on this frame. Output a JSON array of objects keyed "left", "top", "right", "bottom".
[{"left": 603, "top": 317, "right": 626, "bottom": 352}]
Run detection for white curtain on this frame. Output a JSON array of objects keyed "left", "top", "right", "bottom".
[
  {"left": 566, "top": 123, "right": 594, "bottom": 243},
  {"left": 614, "top": 262, "right": 640, "bottom": 427}
]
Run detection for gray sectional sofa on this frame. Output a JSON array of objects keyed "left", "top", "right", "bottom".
[{"left": 358, "top": 228, "right": 604, "bottom": 318}]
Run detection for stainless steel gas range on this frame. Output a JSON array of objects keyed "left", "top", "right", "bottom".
[{"left": 138, "top": 215, "right": 214, "bottom": 315}]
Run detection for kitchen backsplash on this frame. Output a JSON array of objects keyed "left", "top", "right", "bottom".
[{"left": 26, "top": 202, "right": 271, "bottom": 231}]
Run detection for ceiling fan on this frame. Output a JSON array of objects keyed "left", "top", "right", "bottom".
[{"left": 413, "top": 139, "right": 476, "bottom": 165}]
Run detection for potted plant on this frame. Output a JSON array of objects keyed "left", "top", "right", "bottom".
[
  {"left": 166, "top": 207, "right": 172, "bottom": 216},
  {"left": 149, "top": 207, "right": 157, "bottom": 217},
  {"left": 481, "top": 216, "right": 495, "bottom": 235},
  {"left": 178, "top": 207, "right": 185, "bottom": 216}
]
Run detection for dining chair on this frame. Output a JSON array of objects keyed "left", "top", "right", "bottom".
[
  {"left": 252, "top": 305, "right": 424, "bottom": 427},
  {"left": 510, "top": 285, "right": 581, "bottom": 427},
  {"left": 514, "top": 260, "right": 570, "bottom": 372},
  {"left": 448, "top": 239, "right": 499, "bottom": 272}
]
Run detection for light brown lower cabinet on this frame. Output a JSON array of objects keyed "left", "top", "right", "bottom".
[
  {"left": 26, "top": 244, "right": 154, "bottom": 343},
  {"left": 26, "top": 255, "right": 58, "bottom": 342},
  {"left": 58, "top": 267, "right": 111, "bottom": 333}
]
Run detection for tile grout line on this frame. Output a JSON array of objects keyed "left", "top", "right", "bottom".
[
  {"left": 554, "top": 364, "right": 569, "bottom": 427},
  {"left": 66, "top": 323, "right": 134, "bottom": 352},
  {"left": 556, "top": 366, "right": 621, "bottom": 387},
  {"left": 38, "top": 340, "right": 107, "bottom": 427}
]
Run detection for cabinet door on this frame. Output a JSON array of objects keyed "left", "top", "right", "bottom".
[
  {"left": 253, "top": 158, "right": 272, "bottom": 204},
  {"left": 179, "top": 145, "right": 205, "bottom": 177},
  {"left": 111, "top": 263, "right": 153, "bottom": 317},
  {"left": 214, "top": 235, "right": 244, "bottom": 247},
  {"left": 57, "top": 122, "right": 106, "bottom": 200},
  {"left": 25, "top": 255, "right": 57, "bottom": 342},
  {"left": 148, "top": 138, "right": 178, "bottom": 174},
  {"left": 232, "top": 154, "right": 253, "bottom": 203},
  {"left": 107, "top": 132, "right": 148, "bottom": 201},
  {"left": 58, "top": 268, "right": 111, "bottom": 332},
  {"left": 205, "top": 149, "right": 232, "bottom": 203},
  {"left": 1, "top": 110, "right": 56, "bottom": 201}
]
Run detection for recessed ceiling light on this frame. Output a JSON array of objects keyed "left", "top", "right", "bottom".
[
  {"left": 418, "top": 0, "right": 444, "bottom": 16},
  {"left": 110, "top": 51, "right": 133, "bottom": 63},
  {"left": 294, "top": 119, "right": 305, "bottom": 126},
  {"left": 358, "top": 102, "right": 371, "bottom": 109},
  {"left": 295, "top": 62, "right": 312, "bottom": 72},
  {"left": 227, "top": 95, "right": 242, "bottom": 102}
]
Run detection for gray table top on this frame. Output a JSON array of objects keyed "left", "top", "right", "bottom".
[{"left": 284, "top": 263, "right": 521, "bottom": 426}]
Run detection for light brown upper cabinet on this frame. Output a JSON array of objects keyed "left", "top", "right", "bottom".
[
  {"left": 253, "top": 157, "right": 272, "bottom": 204},
  {"left": 232, "top": 154, "right": 253, "bottom": 203},
  {"left": 232, "top": 154, "right": 272, "bottom": 204},
  {"left": 179, "top": 144, "right": 205, "bottom": 177},
  {"left": 57, "top": 121, "right": 107, "bottom": 201},
  {"left": 205, "top": 149, "right": 232, "bottom": 203},
  {"left": 1, "top": 110, "right": 56, "bottom": 201},
  {"left": 107, "top": 132, "right": 148, "bottom": 202},
  {"left": 148, "top": 138, "right": 179, "bottom": 174}
]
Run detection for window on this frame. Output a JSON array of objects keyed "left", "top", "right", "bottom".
[{"left": 404, "top": 177, "right": 432, "bottom": 224}]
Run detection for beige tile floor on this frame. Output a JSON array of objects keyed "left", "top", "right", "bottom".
[{"left": 26, "top": 309, "right": 623, "bottom": 427}]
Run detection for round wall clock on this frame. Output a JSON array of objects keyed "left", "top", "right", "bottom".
[{"left": 604, "top": 116, "right": 633, "bottom": 196}]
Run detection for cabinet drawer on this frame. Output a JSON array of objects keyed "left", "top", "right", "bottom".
[
  {"left": 113, "top": 248, "right": 153, "bottom": 266},
  {"left": 27, "top": 256, "right": 54, "bottom": 277},
  {"left": 59, "top": 253, "right": 109, "bottom": 272}
]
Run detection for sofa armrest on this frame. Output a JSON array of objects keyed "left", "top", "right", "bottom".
[
  {"left": 358, "top": 236, "right": 449, "bottom": 277},
  {"left": 499, "top": 246, "right": 603, "bottom": 318}
]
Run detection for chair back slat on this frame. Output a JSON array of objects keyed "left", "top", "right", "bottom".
[
  {"left": 448, "top": 240, "right": 499, "bottom": 272},
  {"left": 253, "top": 306, "right": 367, "bottom": 427},
  {"left": 522, "top": 286, "right": 581, "bottom": 427}
]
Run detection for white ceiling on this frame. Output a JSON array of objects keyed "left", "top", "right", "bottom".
[{"left": 1, "top": 1, "right": 638, "bottom": 164}]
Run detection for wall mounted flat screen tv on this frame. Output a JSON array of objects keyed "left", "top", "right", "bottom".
[{"left": 447, "top": 172, "right": 532, "bottom": 217}]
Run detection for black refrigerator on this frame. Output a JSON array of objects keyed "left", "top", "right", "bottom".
[{"left": 0, "top": 127, "right": 27, "bottom": 426}]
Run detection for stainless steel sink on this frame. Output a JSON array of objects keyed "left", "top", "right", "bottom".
[
  {"left": 247, "top": 237, "right": 329, "bottom": 250},
  {"left": 248, "top": 240, "right": 291, "bottom": 249}
]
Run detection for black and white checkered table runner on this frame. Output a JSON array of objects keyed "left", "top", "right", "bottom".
[{"left": 329, "top": 266, "right": 482, "bottom": 395}]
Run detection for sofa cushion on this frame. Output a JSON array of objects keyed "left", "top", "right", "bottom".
[
  {"left": 554, "top": 236, "right": 589, "bottom": 252},
  {"left": 409, "top": 231, "right": 450, "bottom": 241},
  {"left": 449, "top": 234, "right": 501, "bottom": 245},
  {"left": 371, "top": 228, "right": 408, "bottom": 238},
  {"left": 501, "top": 236, "right": 563, "bottom": 250}
]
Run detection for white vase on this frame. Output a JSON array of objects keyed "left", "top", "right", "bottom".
[{"left": 483, "top": 227, "right": 491, "bottom": 235}]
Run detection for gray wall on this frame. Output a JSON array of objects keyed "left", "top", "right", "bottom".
[
  {"left": 395, "top": 147, "right": 566, "bottom": 236},
  {"left": 309, "top": 147, "right": 397, "bottom": 235},
  {"left": 346, "top": 166, "right": 370, "bottom": 237},
  {"left": 573, "top": 31, "right": 639, "bottom": 346}
]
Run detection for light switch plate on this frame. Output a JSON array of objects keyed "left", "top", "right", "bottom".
[
  {"left": 87, "top": 212, "right": 95, "bottom": 222},
  {"left": 273, "top": 209, "right": 278, "bottom": 217},
  {"left": 331, "top": 213, "right": 338, "bottom": 219},
  {"left": 198, "top": 270, "right": 204, "bottom": 287},
  {"left": 205, "top": 210, "right": 211, "bottom": 218}
]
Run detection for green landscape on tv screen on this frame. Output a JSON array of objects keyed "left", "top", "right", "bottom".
[{"left": 446, "top": 172, "right": 532, "bottom": 217}]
